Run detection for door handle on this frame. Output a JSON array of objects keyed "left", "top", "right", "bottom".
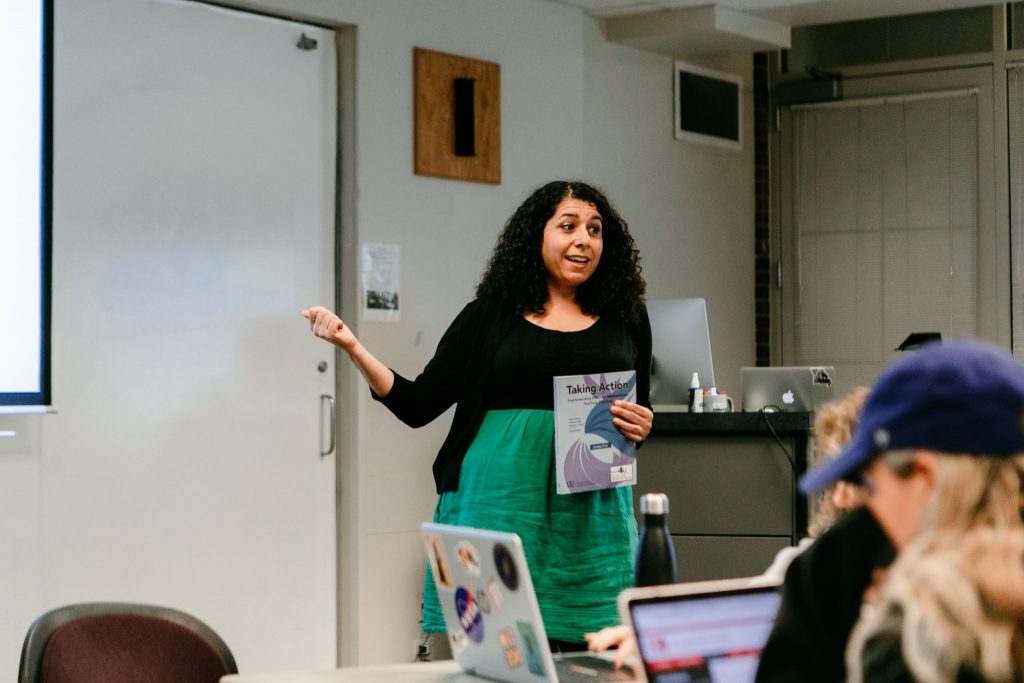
[{"left": 320, "top": 394, "right": 336, "bottom": 458}]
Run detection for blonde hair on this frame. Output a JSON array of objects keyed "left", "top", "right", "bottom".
[
  {"left": 847, "top": 528, "right": 1024, "bottom": 682},
  {"left": 846, "top": 453, "right": 1024, "bottom": 681},
  {"left": 814, "top": 387, "right": 870, "bottom": 459},
  {"left": 807, "top": 387, "right": 870, "bottom": 537},
  {"left": 927, "top": 453, "right": 1024, "bottom": 533}
]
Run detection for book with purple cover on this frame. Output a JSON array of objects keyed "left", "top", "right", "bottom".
[{"left": 553, "top": 370, "right": 637, "bottom": 495}]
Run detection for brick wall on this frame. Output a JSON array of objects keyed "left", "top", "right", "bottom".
[{"left": 754, "top": 52, "right": 771, "bottom": 366}]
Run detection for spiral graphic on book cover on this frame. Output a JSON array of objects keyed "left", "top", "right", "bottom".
[{"left": 562, "top": 372, "right": 637, "bottom": 489}]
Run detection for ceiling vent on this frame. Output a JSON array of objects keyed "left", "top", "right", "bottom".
[{"left": 603, "top": 5, "right": 790, "bottom": 58}]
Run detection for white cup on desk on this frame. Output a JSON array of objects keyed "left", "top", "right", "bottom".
[{"left": 704, "top": 394, "right": 734, "bottom": 413}]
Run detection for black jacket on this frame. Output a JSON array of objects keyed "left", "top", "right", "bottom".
[
  {"left": 755, "top": 507, "right": 896, "bottom": 683},
  {"left": 375, "top": 296, "right": 652, "bottom": 493},
  {"left": 855, "top": 604, "right": 987, "bottom": 683}
]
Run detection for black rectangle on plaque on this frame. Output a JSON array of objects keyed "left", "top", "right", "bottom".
[{"left": 453, "top": 77, "right": 476, "bottom": 157}]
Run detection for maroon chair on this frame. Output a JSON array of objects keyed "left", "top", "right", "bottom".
[{"left": 18, "top": 602, "right": 238, "bottom": 683}]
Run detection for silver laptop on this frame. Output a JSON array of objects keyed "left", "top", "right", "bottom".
[
  {"left": 740, "top": 366, "right": 835, "bottom": 412},
  {"left": 421, "top": 522, "right": 637, "bottom": 682},
  {"left": 618, "top": 577, "right": 782, "bottom": 683}
]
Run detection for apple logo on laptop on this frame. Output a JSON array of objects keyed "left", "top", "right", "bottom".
[{"left": 782, "top": 390, "right": 795, "bottom": 405}]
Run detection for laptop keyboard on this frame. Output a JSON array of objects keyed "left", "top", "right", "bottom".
[{"left": 553, "top": 655, "right": 637, "bottom": 682}]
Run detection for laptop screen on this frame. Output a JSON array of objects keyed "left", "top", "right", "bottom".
[{"left": 628, "top": 587, "right": 780, "bottom": 683}]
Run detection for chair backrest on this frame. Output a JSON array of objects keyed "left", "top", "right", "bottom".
[{"left": 18, "top": 602, "right": 238, "bottom": 683}]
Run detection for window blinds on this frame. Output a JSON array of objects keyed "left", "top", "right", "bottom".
[
  {"left": 1008, "top": 66, "right": 1024, "bottom": 359},
  {"left": 790, "top": 90, "right": 978, "bottom": 390}
]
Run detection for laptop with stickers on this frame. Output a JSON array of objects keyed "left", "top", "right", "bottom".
[
  {"left": 617, "top": 577, "right": 782, "bottom": 683},
  {"left": 421, "top": 522, "right": 637, "bottom": 682},
  {"left": 740, "top": 366, "right": 835, "bottom": 413}
]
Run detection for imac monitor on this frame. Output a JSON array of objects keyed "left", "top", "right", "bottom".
[{"left": 647, "top": 298, "right": 715, "bottom": 407}]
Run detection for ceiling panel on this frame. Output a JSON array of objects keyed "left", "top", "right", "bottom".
[{"left": 547, "top": 0, "right": 1000, "bottom": 26}]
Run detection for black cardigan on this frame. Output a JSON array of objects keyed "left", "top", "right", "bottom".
[
  {"left": 374, "top": 296, "right": 652, "bottom": 493},
  {"left": 755, "top": 506, "right": 896, "bottom": 683}
]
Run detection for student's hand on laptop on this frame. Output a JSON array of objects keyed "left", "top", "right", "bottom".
[{"left": 584, "top": 625, "right": 637, "bottom": 669}]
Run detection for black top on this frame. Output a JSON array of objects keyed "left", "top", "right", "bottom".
[
  {"left": 374, "top": 296, "right": 652, "bottom": 493},
  {"left": 857, "top": 604, "right": 990, "bottom": 683},
  {"left": 489, "top": 318, "right": 638, "bottom": 410},
  {"left": 755, "top": 507, "right": 896, "bottom": 683}
]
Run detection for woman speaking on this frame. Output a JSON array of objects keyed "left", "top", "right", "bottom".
[{"left": 303, "top": 180, "right": 652, "bottom": 649}]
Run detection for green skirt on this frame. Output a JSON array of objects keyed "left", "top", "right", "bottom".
[{"left": 422, "top": 409, "right": 638, "bottom": 642}]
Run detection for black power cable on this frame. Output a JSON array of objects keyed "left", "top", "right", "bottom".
[{"left": 759, "top": 408, "right": 804, "bottom": 544}]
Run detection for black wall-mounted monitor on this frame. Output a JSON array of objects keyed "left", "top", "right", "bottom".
[
  {"left": 674, "top": 60, "right": 742, "bottom": 151},
  {"left": 0, "top": 0, "right": 53, "bottom": 409}
]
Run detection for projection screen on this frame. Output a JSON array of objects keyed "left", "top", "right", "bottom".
[{"left": 0, "top": 0, "right": 52, "bottom": 408}]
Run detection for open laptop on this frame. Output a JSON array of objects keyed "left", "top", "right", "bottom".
[
  {"left": 421, "top": 522, "right": 637, "bottom": 682},
  {"left": 740, "top": 366, "right": 835, "bottom": 412},
  {"left": 618, "top": 577, "right": 782, "bottom": 683}
]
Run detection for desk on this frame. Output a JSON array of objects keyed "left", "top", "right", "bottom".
[
  {"left": 222, "top": 660, "right": 470, "bottom": 682},
  {"left": 639, "top": 411, "right": 811, "bottom": 581},
  {"left": 222, "top": 657, "right": 634, "bottom": 683}
]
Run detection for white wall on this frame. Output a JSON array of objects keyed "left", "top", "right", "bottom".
[
  {"left": 0, "top": 0, "right": 756, "bottom": 672},
  {"left": 581, "top": 21, "right": 755, "bottom": 396}
]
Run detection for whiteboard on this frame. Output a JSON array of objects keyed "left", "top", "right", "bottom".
[{"left": 0, "top": 0, "right": 50, "bottom": 406}]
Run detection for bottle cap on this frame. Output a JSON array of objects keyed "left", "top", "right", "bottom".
[
  {"left": 640, "top": 492, "right": 669, "bottom": 515},
  {"left": 690, "top": 372, "right": 700, "bottom": 389}
]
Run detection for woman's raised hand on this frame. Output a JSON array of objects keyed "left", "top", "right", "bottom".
[
  {"left": 302, "top": 306, "right": 395, "bottom": 397},
  {"left": 302, "top": 306, "right": 357, "bottom": 352}
]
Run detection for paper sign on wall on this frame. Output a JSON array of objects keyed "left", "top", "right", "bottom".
[{"left": 361, "top": 243, "right": 401, "bottom": 322}]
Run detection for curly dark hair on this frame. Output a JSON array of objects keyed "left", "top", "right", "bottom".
[{"left": 475, "top": 180, "right": 646, "bottom": 323}]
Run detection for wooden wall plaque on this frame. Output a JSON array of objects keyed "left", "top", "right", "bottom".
[{"left": 414, "top": 47, "right": 500, "bottom": 184}]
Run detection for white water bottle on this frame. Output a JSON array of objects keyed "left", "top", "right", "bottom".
[{"left": 688, "top": 372, "right": 701, "bottom": 412}]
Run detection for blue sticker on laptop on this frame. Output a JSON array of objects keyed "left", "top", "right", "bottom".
[
  {"left": 455, "top": 586, "right": 484, "bottom": 643},
  {"left": 515, "top": 620, "right": 546, "bottom": 676}
]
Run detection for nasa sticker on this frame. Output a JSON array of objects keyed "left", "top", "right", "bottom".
[{"left": 455, "top": 586, "right": 485, "bottom": 643}]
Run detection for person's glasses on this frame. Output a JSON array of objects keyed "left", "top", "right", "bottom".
[{"left": 844, "top": 470, "right": 875, "bottom": 496}]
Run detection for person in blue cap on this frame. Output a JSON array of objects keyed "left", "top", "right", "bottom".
[{"left": 757, "top": 339, "right": 1024, "bottom": 682}]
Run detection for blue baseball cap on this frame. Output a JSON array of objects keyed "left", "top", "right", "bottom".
[{"left": 800, "top": 339, "right": 1024, "bottom": 493}]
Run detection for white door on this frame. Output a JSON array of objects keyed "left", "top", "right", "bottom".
[{"left": 44, "top": 0, "right": 336, "bottom": 669}]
